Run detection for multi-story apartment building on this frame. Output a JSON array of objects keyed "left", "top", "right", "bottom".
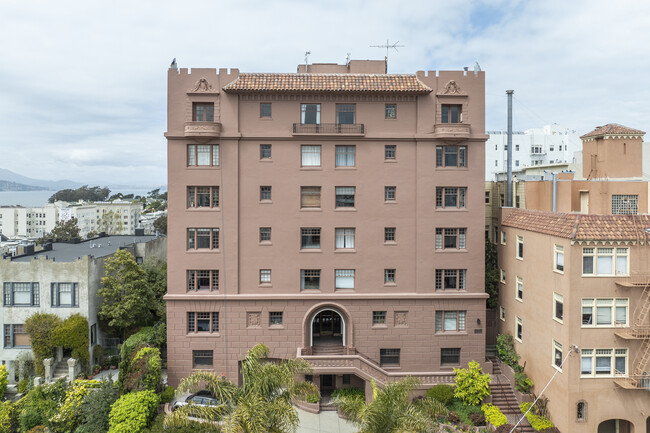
[
  {"left": 485, "top": 124, "right": 581, "bottom": 181},
  {"left": 165, "top": 59, "right": 488, "bottom": 395},
  {"left": 498, "top": 208, "right": 650, "bottom": 433},
  {"left": 0, "top": 233, "right": 166, "bottom": 383},
  {"left": 0, "top": 203, "right": 59, "bottom": 238}
]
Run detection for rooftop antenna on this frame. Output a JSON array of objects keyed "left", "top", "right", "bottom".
[
  {"left": 370, "top": 39, "right": 404, "bottom": 72},
  {"left": 304, "top": 51, "right": 311, "bottom": 73},
  {"left": 345, "top": 52, "right": 351, "bottom": 67}
]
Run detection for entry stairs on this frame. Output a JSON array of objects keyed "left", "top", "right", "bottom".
[{"left": 487, "top": 356, "right": 534, "bottom": 433}]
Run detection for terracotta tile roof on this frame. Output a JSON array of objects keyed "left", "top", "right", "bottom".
[
  {"left": 580, "top": 123, "right": 645, "bottom": 139},
  {"left": 223, "top": 73, "right": 432, "bottom": 94},
  {"left": 502, "top": 209, "right": 650, "bottom": 241}
]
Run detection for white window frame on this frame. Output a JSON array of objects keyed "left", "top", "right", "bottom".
[
  {"left": 580, "top": 348, "right": 628, "bottom": 378},
  {"left": 501, "top": 231, "right": 506, "bottom": 245},
  {"left": 581, "top": 298, "right": 628, "bottom": 328},
  {"left": 516, "top": 236, "right": 524, "bottom": 260},
  {"left": 335, "top": 145, "right": 356, "bottom": 167},
  {"left": 259, "top": 269, "right": 271, "bottom": 284},
  {"left": 335, "top": 228, "right": 355, "bottom": 249},
  {"left": 582, "top": 247, "right": 629, "bottom": 276},
  {"left": 553, "top": 292, "right": 564, "bottom": 323},
  {"left": 435, "top": 311, "right": 466, "bottom": 332},
  {"left": 516, "top": 277, "right": 523, "bottom": 301},
  {"left": 553, "top": 340, "right": 563, "bottom": 371},
  {"left": 554, "top": 244, "right": 564, "bottom": 273},
  {"left": 515, "top": 316, "right": 523, "bottom": 342},
  {"left": 499, "top": 306, "right": 506, "bottom": 321},
  {"left": 500, "top": 269, "right": 506, "bottom": 284},
  {"left": 301, "top": 145, "right": 321, "bottom": 167},
  {"left": 335, "top": 269, "right": 355, "bottom": 289}
]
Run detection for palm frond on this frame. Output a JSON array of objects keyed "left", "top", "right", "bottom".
[
  {"left": 163, "top": 403, "right": 226, "bottom": 428},
  {"left": 176, "top": 370, "right": 238, "bottom": 404}
]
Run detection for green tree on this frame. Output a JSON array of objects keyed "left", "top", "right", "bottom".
[
  {"left": 165, "top": 343, "right": 318, "bottom": 432},
  {"left": 48, "top": 185, "right": 110, "bottom": 203},
  {"left": 37, "top": 217, "right": 81, "bottom": 244},
  {"left": 453, "top": 360, "right": 492, "bottom": 406},
  {"left": 77, "top": 378, "right": 119, "bottom": 433},
  {"left": 53, "top": 314, "right": 90, "bottom": 370},
  {"left": 25, "top": 313, "right": 63, "bottom": 376},
  {"left": 98, "top": 250, "right": 154, "bottom": 339},
  {"left": 333, "top": 377, "right": 446, "bottom": 433},
  {"left": 97, "top": 210, "right": 124, "bottom": 235},
  {"left": 142, "top": 258, "right": 167, "bottom": 322},
  {"left": 153, "top": 215, "right": 167, "bottom": 235},
  {"left": 485, "top": 239, "right": 499, "bottom": 308}
]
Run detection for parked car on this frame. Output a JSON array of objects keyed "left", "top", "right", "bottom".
[{"left": 171, "top": 390, "right": 220, "bottom": 411}]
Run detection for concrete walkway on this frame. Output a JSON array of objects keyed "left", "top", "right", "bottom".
[{"left": 296, "top": 409, "right": 357, "bottom": 433}]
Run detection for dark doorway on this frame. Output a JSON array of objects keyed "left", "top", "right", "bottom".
[
  {"left": 312, "top": 310, "right": 343, "bottom": 346},
  {"left": 320, "top": 375, "right": 335, "bottom": 394}
]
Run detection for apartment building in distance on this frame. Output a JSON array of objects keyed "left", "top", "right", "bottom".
[
  {"left": 498, "top": 208, "right": 650, "bottom": 433},
  {"left": 165, "top": 59, "right": 488, "bottom": 395}
]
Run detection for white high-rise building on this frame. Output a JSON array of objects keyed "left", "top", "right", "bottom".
[{"left": 485, "top": 124, "right": 581, "bottom": 181}]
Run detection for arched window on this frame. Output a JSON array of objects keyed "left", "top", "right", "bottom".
[{"left": 576, "top": 400, "right": 587, "bottom": 422}]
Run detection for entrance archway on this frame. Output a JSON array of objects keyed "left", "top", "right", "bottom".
[
  {"left": 599, "top": 419, "right": 634, "bottom": 433},
  {"left": 311, "top": 309, "right": 345, "bottom": 346}
]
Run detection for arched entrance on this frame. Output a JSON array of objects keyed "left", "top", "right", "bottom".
[
  {"left": 599, "top": 419, "right": 634, "bottom": 433},
  {"left": 311, "top": 309, "right": 345, "bottom": 347}
]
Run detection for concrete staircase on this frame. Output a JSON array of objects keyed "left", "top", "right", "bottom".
[
  {"left": 52, "top": 359, "right": 69, "bottom": 381},
  {"left": 311, "top": 345, "right": 345, "bottom": 356},
  {"left": 488, "top": 357, "right": 535, "bottom": 433}
]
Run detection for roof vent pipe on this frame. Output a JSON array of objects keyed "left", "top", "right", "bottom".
[{"left": 506, "top": 90, "right": 514, "bottom": 207}]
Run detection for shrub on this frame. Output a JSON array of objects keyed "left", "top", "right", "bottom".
[
  {"left": 25, "top": 313, "right": 62, "bottom": 376},
  {"left": 453, "top": 361, "right": 491, "bottom": 406},
  {"left": 469, "top": 411, "right": 486, "bottom": 426},
  {"left": 17, "top": 378, "right": 30, "bottom": 394},
  {"left": 28, "top": 426, "right": 48, "bottom": 433},
  {"left": 496, "top": 334, "right": 520, "bottom": 368},
  {"left": 49, "top": 379, "right": 100, "bottom": 432},
  {"left": 159, "top": 385, "right": 175, "bottom": 404},
  {"left": 54, "top": 314, "right": 91, "bottom": 371},
  {"left": 447, "top": 411, "right": 460, "bottom": 424},
  {"left": 495, "top": 424, "right": 515, "bottom": 433},
  {"left": 94, "top": 344, "right": 105, "bottom": 363},
  {"left": 77, "top": 378, "right": 119, "bottom": 433},
  {"left": 426, "top": 384, "right": 454, "bottom": 405},
  {"left": 19, "top": 386, "right": 59, "bottom": 432},
  {"left": 514, "top": 371, "right": 534, "bottom": 393},
  {"left": 0, "top": 401, "right": 20, "bottom": 433},
  {"left": 0, "top": 365, "right": 8, "bottom": 398},
  {"left": 144, "top": 413, "right": 221, "bottom": 433},
  {"left": 331, "top": 387, "right": 365, "bottom": 400},
  {"left": 306, "top": 393, "right": 320, "bottom": 403},
  {"left": 481, "top": 403, "right": 507, "bottom": 427},
  {"left": 118, "top": 324, "right": 165, "bottom": 392},
  {"left": 521, "top": 402, "right": 554, "bottom": 431},
  {"left": 124, "top": 347, "right": 162, "bottom": 392},
  {"left": 108, "top": 390, "right": 159, "bottom": 433}
]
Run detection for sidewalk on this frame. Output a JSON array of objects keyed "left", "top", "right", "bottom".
[{"left": 296, "top": 409, "right": 357, "bottom": 433}]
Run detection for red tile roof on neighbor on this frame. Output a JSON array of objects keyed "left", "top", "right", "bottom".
[
  {"left": 502, "top": 209, "right": 650, "bottom": 241},
  {"left": 223, "top": 73, "right": 432, "bottom": 94},
  {"left": 580, "top": 123, "right": 646, "bottom": 139}
]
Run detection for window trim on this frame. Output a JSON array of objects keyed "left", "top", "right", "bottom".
[
  {"left": 269, "top": 311, "right": 283, "bottom": 327},
  {"left": 435, "top": 228, "right": 467, "bottom": 250},
  {"left": 440, "top": 348, "right": 461, "bottom": 366},
  {"left": 580, "top": 348, "right": 628, "bottom": 378},
  {"left": 516, "top": 236, "right": 524, "bottom": 260},
  {"left": 515, "top": 277, "right": 523, "bottom": 302},
  {"left": 187, "top": 312, "right": 220, "bottom": 334},
  {"left": 335, "top": 145, "right": 356, "bottom": 167},
  {"left": 372, "top": 311, "right": 387, "bottom": 326},
  {"left": 260, "top": 103, "right": 272, "bottom": 118},
  {"left": 384, "top": 268, "right": 396, "bottom": 285},
  {"left": 335, "top": 269, "right": 355, "bottom": 290},
  {"left": 300, "top": 227, "right": 321, "bottom": 250},
  {"left": 187, "top": 144, "right": 220, "bottom": 167},
  {"left": 301, "top": 145, "right": 321, "bottom": 167},
  {"left": 187, "top": 228, "right": 220, "bottom": 250},
  {"left": 385, "top": 104, "right": 397, "bottom": 119},
  {"left": 435, "top": 269, "right": 466, "bottom": 290},
  {"left": 581, "top": 298, "right": 628, "bottom": 328},
  {"left": 553, "top": 340, "right": 563, "bottom": 371},
  {"left": 335, "top": 186, "right": 355, "bottom": 208},
  {"left": 3, "top": 282, "right": 40, "bottom": 307},
  {"left": 50, "top": 282, "right": 79, "bottom": 308},
  {"left": 436, "top": 145, "right": 467, "bottom": 168},
  {"left": 435, "top": 311, "right": 466, "bottom": 333},
  {"left": 300, "top": 186, "right": 321, "bottom": 209},
  {"left": 260, "top": 144, "right": 272, "bottom": 159},
  {"left": 187, "top": 270, "right": 219, "bottom": 291},
  {"left": 259, "top": 227, "right": 271, "bottom": 244},
  {"left": 192, "top": 350, "right": 214, "bottom": 369},
  {"left": 335, "top": 227, "right": 355, "bottom": 250},
  {"left": 4, "top": 324, "right": 30, "bottom": 348},
  {"left": 379, "top": 348, "right": 400, "bottom": 367},
  {"left": 259, "top": 269, "right": 271, "bottom": 285},
  {"left": 301, "top": 269, "right": 321, "bottom": 290},
  {"left": 582, "top": 247, "right": 629, "bottom": 276},
  {"left": 515, "top": 316, "right": 523, "bottom": 342},
  {"left": 435, "top": 187, "right": 467, "bottom": 209},
  {"left": 499, "top": 306, "right": 506, "bottom": 321},
  {"left": 554, "top": 244, "right": 564, "bottom": 273},
  {"left": 187, "top": 186, "right": 219, "bottom": 209}
]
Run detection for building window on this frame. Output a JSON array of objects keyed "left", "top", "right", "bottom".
[
  {"left": 612, "top": 194, "right": 638, "bottom": 215},
  {"left": 516, "top": 236, "right": 524, "bottom": 259},
  {"left": 435, "top": 311, "right": 466, "bottom": 332},
  {"left": 436, "top": 146, "right": 467, "bottom": 167},
  {"left": 580, "top": 348, "right": 627, "bottom": 377},
  {"left": 515, "top": 160, "right": 520, "bottom": 167},
  {"left": 582, "top": 247, "right": 628, "bottom": 276},
  {"left": 435, "top": 228, "right": 466, "bottom": 249},
  {"left": 515, "top": 316, "right": 523, "bottom": 342},
  {"left": 384, "top": 186, "right": 396, "bottom": 201},
  {"left": 515, "top": 144, "right": 520, "bottom": 151},
  {"left": 441, "top": 348, "right": 461, "bottom": 366},
  {"left": 384, "top": 269, "right": 396, "bottom": 284},
  {"left": 187, "top": 312, "right": 219, "bottom": 333},
  {"left": 335, "top": 145, "right": 356, "bottom": 167},
  {"left": 301, "top": 269, "right": 321, "bottom": 290},
  {"left": 581, "top": 298, "right": 628, "bottom": 327},
  {"left": 187, "top": 144, "right": 219, "bottom": 166},
  {"left": 259, "top": 227, "right": 271, "bottom": 242},
  {"left": 499, "top": 306, "right": 506, "bottom": 321},
  {"left": 192, "top": 102, "right": 214, "bottom": 122},
  {"left": 301, "top": 145, "right": 321, "bottom": 167},
  {"left": 259, "top": 269, "right": 271, "bottom": 284},
  {"left": 192, "top": 350, "right": 213, "bottom": 369},
  {"left": 501, "top": 231, "right": 506, "bottom": 245},
  {"left": 436, "top": 187, "right": 467, "bottom": 209},
  {"left": 336, "top": 104, "right": 355, "bottom": 124},
  {"left": 384, "top": 227, "right": 396, "bottom": 243},
  {"left": 516, "top": 277, "right": 523, "bottom": 301},
  {"left": 485, "top": 191, "right": 490, "bottom": 204},
  {"left": 335, "top": 269, "right": 355, "bottom": 289},
  {"left": 4, "top": 324, "right": 30, "bottom": 348},
  {"left": 385, "top": 104, "right": 397, "bottom": 119},
  {"left": 500, "top": 269, "right": 506, "bottom": 283},
  {"left": 260, "top": 185, "right": 272, "bottom": 201},
  {"left": 435, "top": 269, "right": 466, "bottom": 290},
  {"left": 335, "top": 228, "right": 355, "bottom": 249},
  {"left": 187, "top": 186, "right": 219, "bottom": 208},
  {"left": 554, "top": 245, "right": 564, "bottom": 272},
  {"left": 373, "top": 311, "right": 387, "bottom": 325},
  {"left": 50, "top": 283, "right": 79, "bottom": 307},
  {"left": 301, "top": 186, "right": 321, "bottom": 208},
  {"left": 187, "top": 270, "right": 219, "bottom": 291},
  {"left": 384, "top": 145, "right": 396, "bottom": 160},
  {"left": 301, "top": 228, "right": 321, "bottom": 249},
  {"left": 343, "top": 374, "right": 351, "bottom": 385},
  {"left": 260, "top": 103, "right": 272, "bottom": 118},
  {"left": 269, "top": 312, "right": 283, "bottom": 326},
  {"left": 441, "top": 104, "right": 462, "bottom": 123},
  {"left": 187, "top": 228, "right": 219, "bottom": 250},
  {"left": 3, "top": 283, "right": 39, "bottom": 306},
  {"left": 301, "top": 104, "right": 321, "bottom": 124},
  {"left": 380, "top": 349, "right": 400, "bottom": 366},
  {"left": 260, "top": 144, "right": 272, "bottom": 159},
  {"left": 554, "top": 293, "right": 564, "bottom": 322},
  {"left": 553, "top": 340, "right": 563, "bottom": 370},
  {"left": 90, "top": 324, "right": 97, "bottom": 345},
  {"left": 577, "top": 401, "right": 587, "bottom": 422},
  {"left": 335, "top": 187, "right": 355, "bottom": 208}
]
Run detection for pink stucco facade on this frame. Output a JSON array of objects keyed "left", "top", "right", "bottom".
[{"left": 164, "top": 60, "right": 488, "bottom": 392}]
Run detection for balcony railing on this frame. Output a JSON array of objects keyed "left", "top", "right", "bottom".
[
  {"left": 614, "top": 374, "right": 650, "bottom": 390},
  {"left": 293, "top": 123, "right": 365, "bottom": 135},
  {"left": 616, "top": 275, "right": 650, "bottom": 289},
  {"left": 615, "top": 327, "right": 650, "bottom": 339},
  {"left": 433, "top": 123, "right": 470, "bottom": 140},
  {"left": 184, "top": 121, "right": 222, "bottom": 138}
]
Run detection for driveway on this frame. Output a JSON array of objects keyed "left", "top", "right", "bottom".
[{"left": 296, "top": 409, "right": 357, "bottom": 433}]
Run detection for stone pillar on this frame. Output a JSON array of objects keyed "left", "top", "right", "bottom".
[
  {"left": 365, "top": 379, "right": 374, "bottom": 403},
  {"left": 33, "top": 377, "right": 42, "bottom": 387},
  {"left": 67, "top": 358, "right": 77, "bottom": 382},
  {"left": 6, "top": 361, "right": 16, "bottom": 385},
  {"left": 56, "top": 347, "right": 63, "bottom": 362},
  {"left": 43, "top": 358, "right": 54, "bottom": 383}
]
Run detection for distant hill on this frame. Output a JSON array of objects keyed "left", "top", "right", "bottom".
[
  {"left": 0, "top": 168, "right": 83, "bottom": 190},
  {"left": 0, "top": 180, "right": 46, "bottom": 192}
]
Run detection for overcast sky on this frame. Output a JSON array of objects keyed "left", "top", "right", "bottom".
[{"left": 1, "top": 0, "right": 649, "bottom": 186}]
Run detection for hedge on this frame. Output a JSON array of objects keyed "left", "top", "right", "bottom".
[
  {"left": 108, "top": 390, "right": 159, "bottom": 433},
  {"left": 521, "top": 402, "right": 554, "bottom": 431},
  {"left": 481, "top": 403, "right": 507, "bottom": 427}
]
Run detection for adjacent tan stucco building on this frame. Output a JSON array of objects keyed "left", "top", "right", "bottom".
[{"left": 165, "top": 60, "right": 488, "bottom": 395}]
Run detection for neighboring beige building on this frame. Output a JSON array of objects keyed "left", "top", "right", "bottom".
[
  {"left": 0, "top": 234, "right": 166, "bottom": 383},
  {"left": 498, "top": 208, "right": 650, "bottom": 433},
  {"left": 0, "top": 203, "right": 60, "bottom": 238},
  {"left": 165, "top": 59, "right": 488, "bottom": 395}
]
